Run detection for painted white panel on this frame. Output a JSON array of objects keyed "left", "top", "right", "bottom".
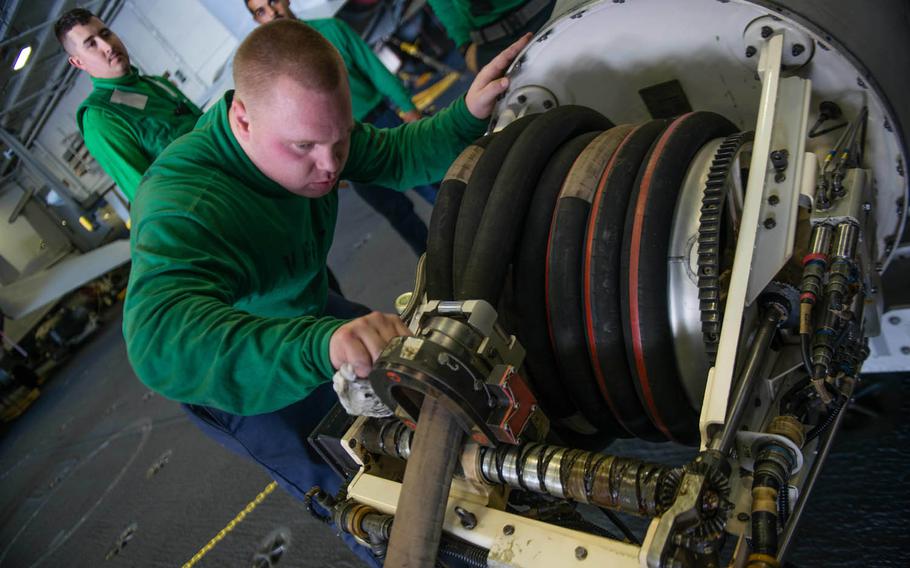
[{"left": 0, "top": 185, "right": 51, "bottom": 273}]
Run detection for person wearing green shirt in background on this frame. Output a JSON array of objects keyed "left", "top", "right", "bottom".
[
  {"left": 247, "top": 0, "right": 437, "bottom": 255},
  {"left": 429, "top": 0, "right": 555, "bottom": 72},
  {"left": 123, "top": 18, "right": 528, "bottom": 563},
  {"left": 54, "top": 9, "right": 202, "bottom": 202}
]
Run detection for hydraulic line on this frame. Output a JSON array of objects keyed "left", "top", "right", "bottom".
[
  {"left": 311, "top": 490, "right": 490, "bottom": 567},
  {"left": 799, "top": 223, "right": 832, "bottom": 380},
  {"left": 811, "top": 222, "right": 859, "bottom": 382},
  {"left": 714, "top": 305, "right": 787, "bottom": 456},
  {"left": 746, "top": 416, "right": 804, "bottom": 568},
  {"left": 359, "top": 419, "right": 679, "bottom": 518}
]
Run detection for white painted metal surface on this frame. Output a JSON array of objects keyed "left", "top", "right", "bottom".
[
  {"left": 348, "top": 472, "right": 643, "bottom": 567},
  {"left": 698, "top": 33, "right": 785, "bottom": 446},
  {"left": 0, "top": 239, "right": 129, "bottom": 320},
  {"left": 865, "top": 309, "right": 910, "bottom": 373}
]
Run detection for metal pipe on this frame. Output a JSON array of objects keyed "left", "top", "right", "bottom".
[
  {"left": 714, "top": 307, "right": 785, "bottom": 455},
  {"left": 385, "top": 397, "right": 464, "bottom": 568},
  {"left": 776, "top": 379, "right": 855, "bottom": 562},
  {"left": 359, "top": 419, "right": 679, "bottom": 518}
]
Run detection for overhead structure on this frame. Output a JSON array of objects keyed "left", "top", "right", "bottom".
[{"left": 305, "top": 1, "right": 907, "bottom": 566}]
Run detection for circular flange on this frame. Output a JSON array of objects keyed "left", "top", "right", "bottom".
[{"left": 742, "top": 15, "right": 815, "bottom": 68}]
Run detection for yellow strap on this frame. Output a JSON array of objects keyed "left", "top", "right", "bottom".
[{"left": 182, "top": 481, "right": 278, "bottom": 568}]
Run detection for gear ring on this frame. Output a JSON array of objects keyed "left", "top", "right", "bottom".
[{"left": 697, "top": 131, "right": 755, "bottom": 362}]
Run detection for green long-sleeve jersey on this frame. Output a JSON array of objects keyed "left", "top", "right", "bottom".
[
  {"left": 428, "top": 0, "right": 527, "bottom": 47},
  {"left": 123, "top": 91, "right": 485, "bottom": 416},
  {"left": 77, "top": 67, "right": 202, "bottom": 201},
  {"left": 306, "top": 18, "right": 415, "bottom": 121}
]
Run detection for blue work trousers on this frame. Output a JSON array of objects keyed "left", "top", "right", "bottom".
[{"left": 182, "top": 291, "right": 378, "bottom": 566}]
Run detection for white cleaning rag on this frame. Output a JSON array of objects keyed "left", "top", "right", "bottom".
[{"left": 332, "top": 363, "right": 393, "bottom": 418}]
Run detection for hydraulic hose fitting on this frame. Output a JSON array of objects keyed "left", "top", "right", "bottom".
[
  {"left": 825, "top": 222, "right": 860, "bottom": 309},
  {"left": 799, "top": 223, "right": 832, "bottom": 308},
  {"left": 767, "top": 415, "right": 806, "bottom": 449},
  {"left": 747, "top": 422, "right": 800, "bottom": 568}
]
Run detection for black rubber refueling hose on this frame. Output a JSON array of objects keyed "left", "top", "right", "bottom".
[
  {"left": 546, "top": 127, "right": 631, "bottom": 436},
  {"left": 385, "top": 397, "right": 464, "bottom": 567},
  {"left": 452, "top": 115, "right": 538, "bottom": 292},
  {"left": 457, "top": 106, "right": 613, "bottom": 304},
  {"left": 514, "top": 131, "right": 600, "bottom": 428},
  {"left": 583, "top": 120, "right": 670, "bottom": 442},
  {"left": 621, "top": 111, "right": 737, "bottom": 444},
  {"left": 426, "top": 135, "right": 495, "bottom": 300}
]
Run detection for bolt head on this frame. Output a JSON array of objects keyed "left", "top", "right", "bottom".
[
  {"left": 863, "top": 202, "right": 873, "bottom": 211},
  {"left": 889, "top": 316, "right": 901, "bottom": 325},
  {"left": 764, "top": 217, "right": 777, "bottom": 229},
  {"left": 543, "top": 100, "right": 554, "bottom": 109},
  {"left": 775, "top": 172, "right": 786, "bottom": 183},
  {"left": 792, "top": 43, "right": 805, "bottom": 56},
  {"left": 761, "top": 25, "right": 773, "bottom": 38},
  {"left": 575, "top": 546, "right": 588, "bottom": 560},
  {"left": 901, "top": 346, "right": 910, "bottom": 355},
  {"left": 517, "top": 94, "right": 527, "bottom": 104},
  {"left": 738, "top": 512, "right": 751, "bottom": 522},
  {"left": 503, "top": 524, "right": 515, "bottom": 536},
  {"left": 745, "top": 45, "right": 757, "bottom": 58},
  {"left": 768, "top": 194, "right": 780, "bottom": 205}
]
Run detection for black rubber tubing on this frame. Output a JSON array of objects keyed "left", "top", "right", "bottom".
[
  {"left": 426, "top": 134, "right": 495, "bottom": 301},
  {"left": 457, "top": 106, "right": 613, "bottom": 304},
  {"left": 513, "top": 131, "right": 600, "bottom": 425},
  {"left": 546, "top": 127, "right": 632, "bottom": 436},
  {"left": 620, "top": 111, "right": 737, "bottom": 445},
  {"left": 583, "top": 120, "right": 670, "bottom": 442},
  {"left": 452, "top": 114, "right": 538, "bottom": 293}
]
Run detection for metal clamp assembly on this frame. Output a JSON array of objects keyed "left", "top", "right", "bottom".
[{"left": 369, "top": 300, "right": 548, "bottom": 446}]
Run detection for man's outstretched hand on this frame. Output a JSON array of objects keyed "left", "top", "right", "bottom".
[
  {"left": 465, "top": 33, "right": 532, "bottom": 120},
  {"left": 329, "top": 311, "right": 411, "bottom": 378}
]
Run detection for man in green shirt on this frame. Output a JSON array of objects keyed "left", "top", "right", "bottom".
[
  {"left": 54, "top": 9, "right": 202, "bottom": 202},
  {"left": 123, "top": 18, "right": 526, "bottom": 561},
  {"left": 247, "top": 0, "right": 436, "bottom": 254},
  {"left": 429, "top": 0, "right": 555, "bottom": 71}
]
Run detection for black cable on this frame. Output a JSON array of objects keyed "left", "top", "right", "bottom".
[
  {"left": 778, "top": 485, "right": 790, "bottom": 527},
  {"left": 805, "top": 395, "right": 846, "bottom": 443},
  {"left": 800, "top": 333, "right": 815, "bottom": 377},
  {"left": 599, "top": 507, "right": 641, "bottom": 545}
]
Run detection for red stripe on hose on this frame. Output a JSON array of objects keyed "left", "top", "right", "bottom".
[
  {"left": 802, "top": 252, "right": 827, "bottom": 265},
  {"left": 628, "top": 114, "right": 694, "bottom": 441},
  {"left": 583, "top": 128, "right": 638, "bottom": 422}
]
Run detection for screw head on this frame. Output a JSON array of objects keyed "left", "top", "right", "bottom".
[
  {"left": 775, "top": 172, "right": 786, "bottom": 183},
  {"left": 792, "top": 43, "right": 805, "bottom": 57},
  {"left": 503, "top": 524, "right": 515, "bottom": 536},
  {"left": 768, "top": 194, "right": 780, "bottom": 205},
  {"left": 901, "top": 346, "right": 910, "bottom": 355},
  {"left": 543, "top": 100, "right": 554, "bottom": 109},
  {"left": 745, "top": 45, "right": 757, "bottom": 58},
  {"left": 575, "top": 546, "right": 588, "bottom": 560},
  {"left": 738, "top": 512, "right": 751, "bottom": 522},
  {"left": 761, "top": 25, "right": 773, "bottom": 38},
  {"left": 764, "top": 217, "right": 777, "bottom": 229},
  {"left": 889, "top": 316, "right": 901, "bottom": 325},
  {"left": 863, "top": 202, "right": 872, "bottom": 211},
  {"left": 517, "top": 94, "right": 527, "bottom": 104}
]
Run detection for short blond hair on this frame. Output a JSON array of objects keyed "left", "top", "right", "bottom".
[{"left": 234, "top": 19, "right": 345, "bottom": 104}]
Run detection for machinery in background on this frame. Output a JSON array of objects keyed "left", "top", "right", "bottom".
[{"left": 307, "top": 0, "right": 906, "bottom": 566}]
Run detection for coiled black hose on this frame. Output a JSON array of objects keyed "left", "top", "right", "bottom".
[
  {"left": 805, "top": 394, "right": 846, "bottom": 443},
  {"left": 778, "top": 485, "right": 790, "bottom": 527},
  {"left": 438, "top": 535, "right": 489, "bottom": 568}
]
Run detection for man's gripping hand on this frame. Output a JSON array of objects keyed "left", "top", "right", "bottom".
[
  {"left": 329, "top": 311, "right": 411, "bottom": 378},
  {"left": 464, "top": 33, "right": 532, "bottom": 120}
]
